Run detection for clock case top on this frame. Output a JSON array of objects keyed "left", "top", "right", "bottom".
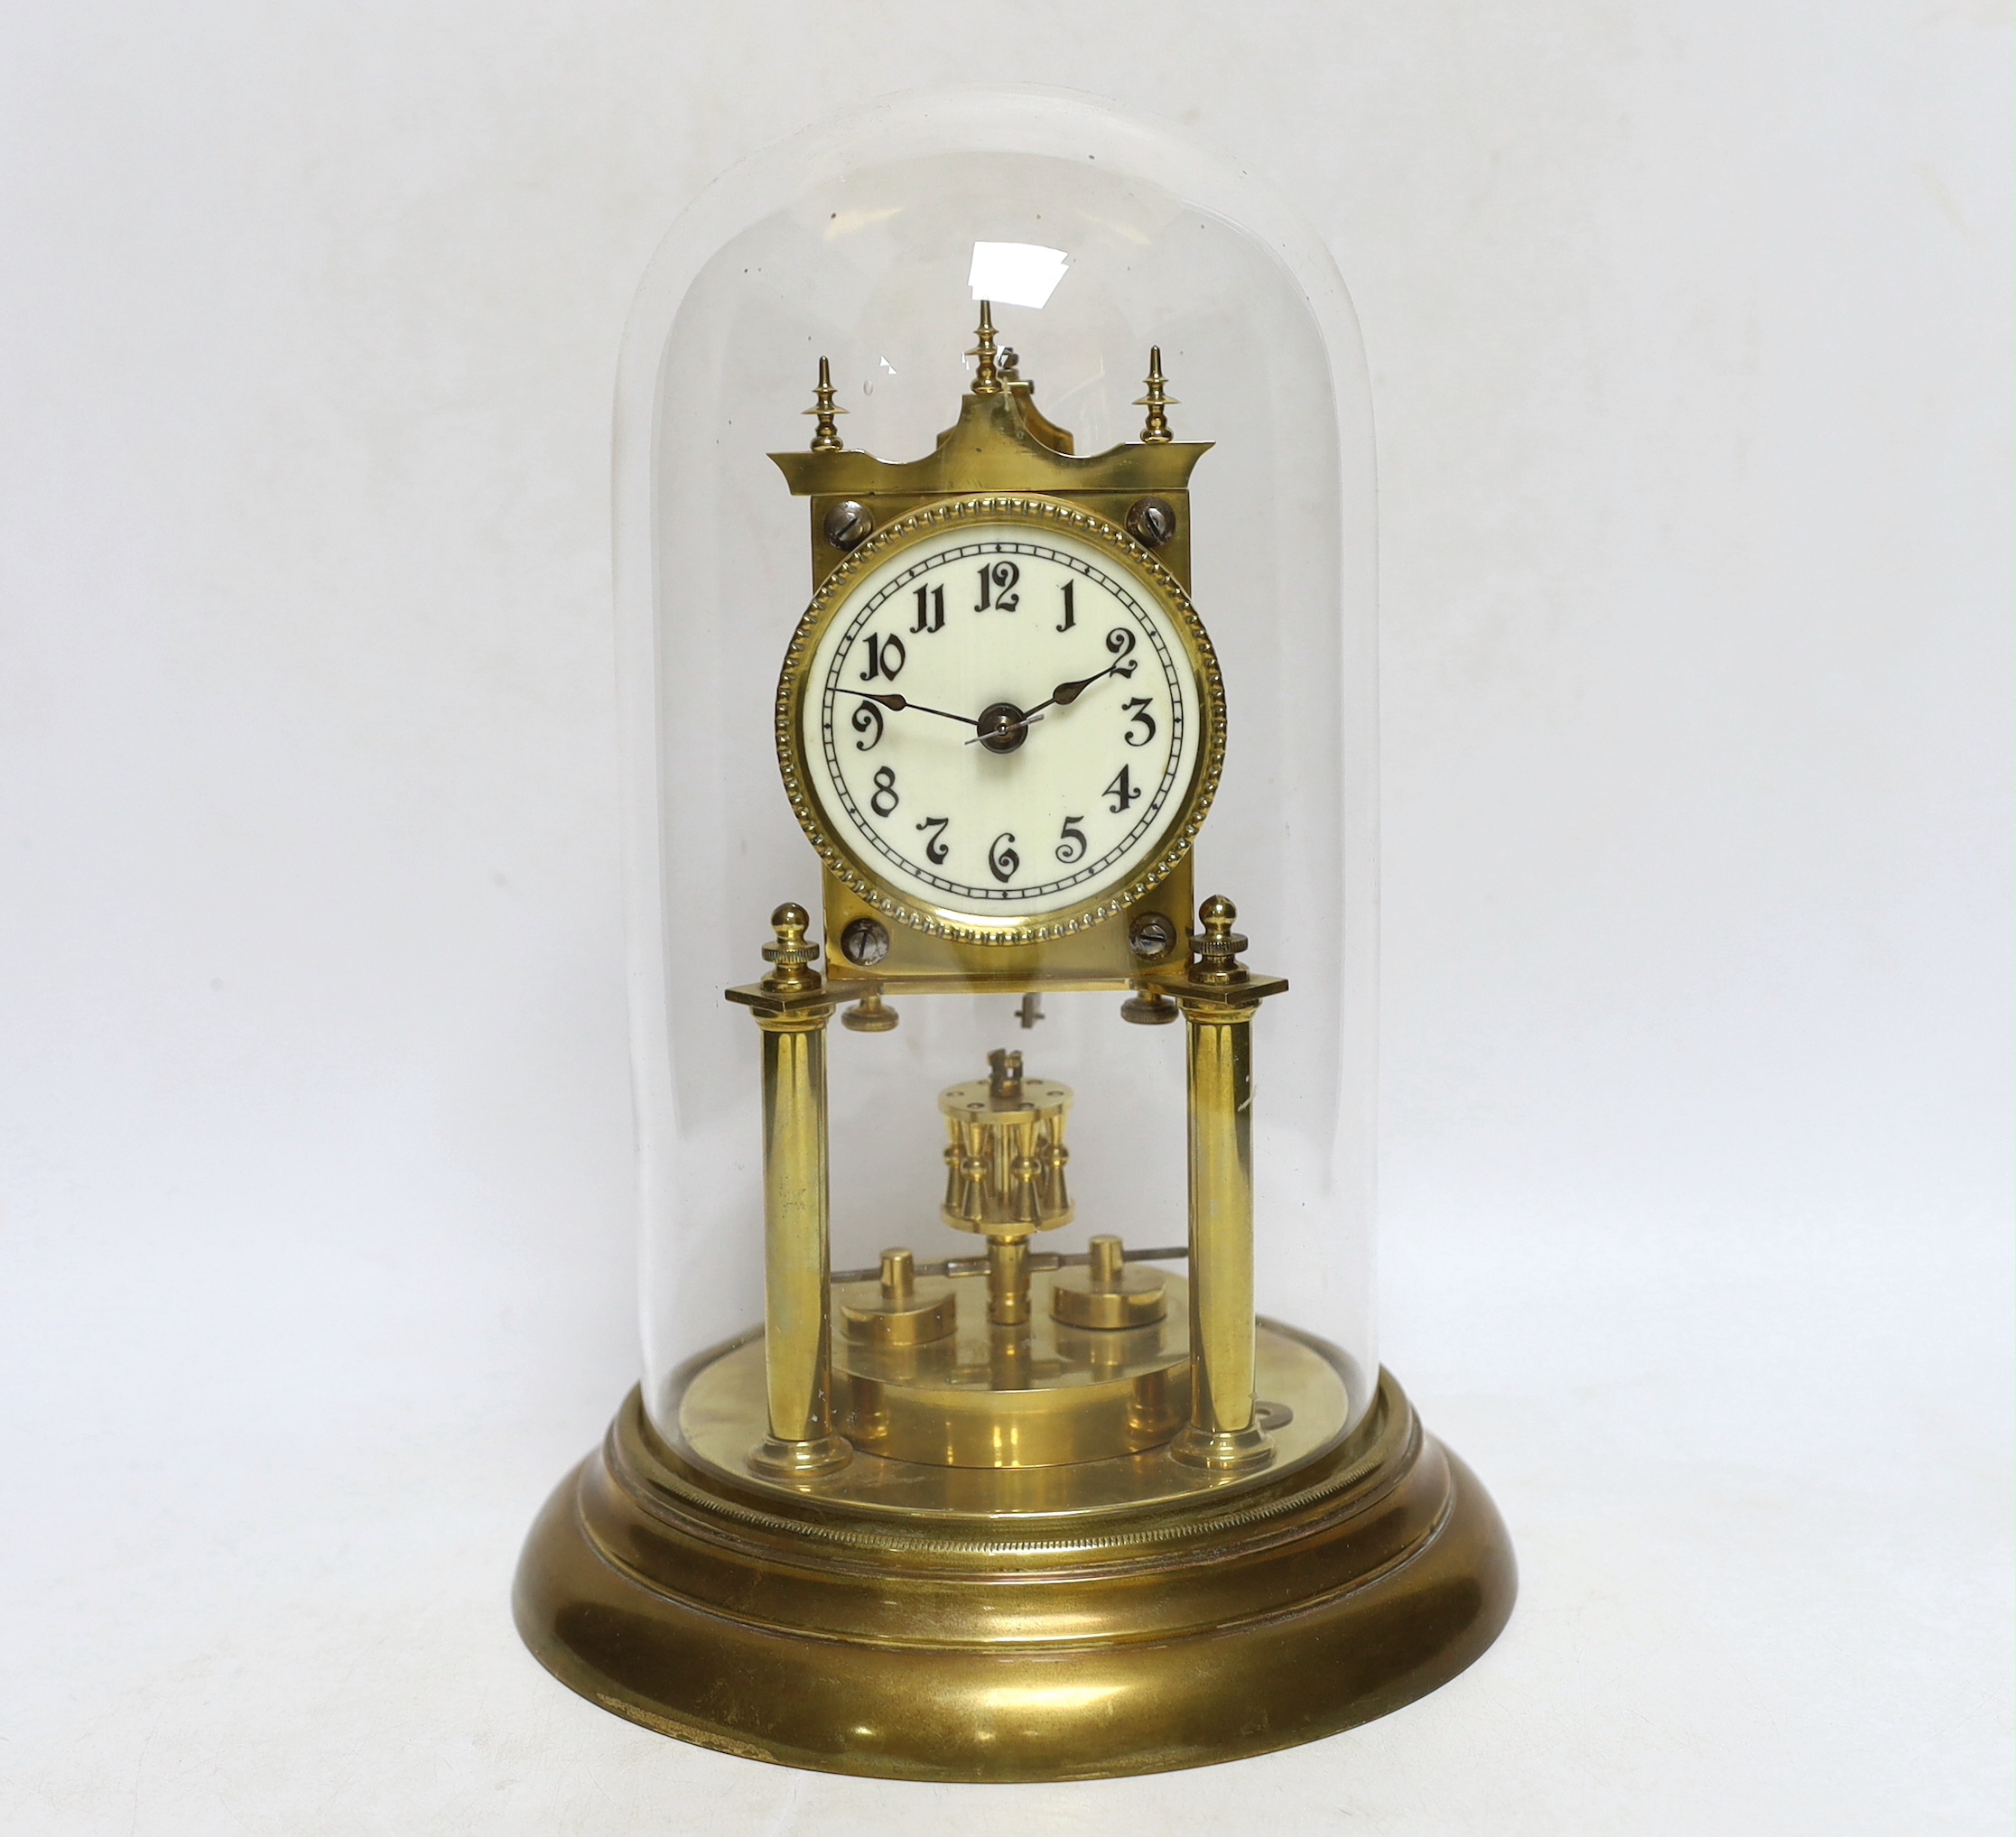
[{"left": 773, "top": 353, "right": 1215, "bottom": 996}]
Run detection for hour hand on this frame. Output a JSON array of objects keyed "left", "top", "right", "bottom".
[
  {"left": 1045, "top": 673, "right": 1103, "bottom": 710},
  {"left": 833, "top": 687, "right": 977, "bottom": 728},
  {"left": 1020, "top": 664, "right": 1117, "bottom": 722}
]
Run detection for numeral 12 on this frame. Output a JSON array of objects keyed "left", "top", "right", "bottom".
[{"left": 975, "top": 560, "right": 1020, "bottom": 612}]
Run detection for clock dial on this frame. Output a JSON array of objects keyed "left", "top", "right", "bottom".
[{"left": 785, "top": 509, "right": 1216, "bottom": 932}]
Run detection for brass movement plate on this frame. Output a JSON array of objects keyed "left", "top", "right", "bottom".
[{"left": 675, "top": 1283, "right": 1350, "bottom": 1509}]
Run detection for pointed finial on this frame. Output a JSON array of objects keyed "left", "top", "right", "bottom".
[
  {"left": 804, "top": 356, "right": 845, "bottom": 451},
  {"left": 1135, "top": 346, "right": 1177, "bottom": 443},
  {"left": 968, "top": 302, "right": 1002, "bottom": 395}
]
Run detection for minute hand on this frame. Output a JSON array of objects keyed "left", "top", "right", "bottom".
[{"left": 832, "top": 687, "right": 977, "bottom": 728}]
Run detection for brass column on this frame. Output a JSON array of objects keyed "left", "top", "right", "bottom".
[
  {"left": 729, "top": 905, "right": 852, "bottom": 1480},
  {"left": 1168, "top": 897, "right": 1286, "bottom": 1474}
]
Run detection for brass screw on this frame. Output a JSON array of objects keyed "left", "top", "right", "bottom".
[
  {"left": 760, "top": 902, "right": 822, "bottom": 995},
  {"left": 1129, "top": 911, "right": 1177, "bottom": 961},
  {"left": 841, "top": 991, "right": 899, "bottom": 1033},
  {"left": 1126, "top": 496, "right": 1177, "bottom": 549},
  {"left": 1119, "top": 985, "right": 1178, "bottom": 1025},
  {"left": 822, "top": 499, "right": 873, "bottom": 551},
  {"left": 804, "top": 356, "right": 846, "bottom": 451},
  {"left": 840, "top": 916, "right": 889, "bottom": 966},
  {"left": 1135, "top": 346, "right": 1177, "bottom": 442}
]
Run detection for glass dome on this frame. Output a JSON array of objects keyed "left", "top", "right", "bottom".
[
  {"left": 515, "top": 86, "right": 1510, "bottom": 1783},
  {"left": 615, "top": 86, "right": 1381, "bottom": 1488}
]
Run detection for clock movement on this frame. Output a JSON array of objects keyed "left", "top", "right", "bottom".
[{"left": 515, "top": 90, "right": 1515, "bottom": 1780}]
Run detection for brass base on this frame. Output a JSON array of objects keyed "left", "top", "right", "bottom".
[{"left": 514, "top": 1368, "right": 1515, "bottom": 1780}]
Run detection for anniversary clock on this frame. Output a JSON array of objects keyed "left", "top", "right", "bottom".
[{"left": 516, "top": 90, "right": 1514, "bottom": 1780}]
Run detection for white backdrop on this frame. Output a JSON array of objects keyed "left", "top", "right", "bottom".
[{"left": 1, "top": 5, "right": 2008, "bottom": 1833}]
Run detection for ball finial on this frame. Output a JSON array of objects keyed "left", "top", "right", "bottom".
[
  {"left": 760, "top": 904, "right": 821, "bottom": 994},
  {"left": 1192, "top": 895, "right": 1250, "bottom": 987}
]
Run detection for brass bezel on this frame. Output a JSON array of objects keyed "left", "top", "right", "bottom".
[{"left": 775, "top": 495, "right": 1227, "bottom": 947}]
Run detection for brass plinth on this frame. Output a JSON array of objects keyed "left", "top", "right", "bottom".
[{"left": 515, "top": 1364, "right": 1516, "bottom": 1781}]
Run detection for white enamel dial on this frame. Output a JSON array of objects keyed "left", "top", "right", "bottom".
[{"left": 792, "top": 516, "right": 1209, "bottom": 926}]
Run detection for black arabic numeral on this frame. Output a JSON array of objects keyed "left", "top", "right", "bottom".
[
  {"left": 915, "top": 815, "right": 950, "bottom": 864},
  {"left": 859, "top": 633, "right": 906, "bottom": 682},
  {"left": 870, "top": 765, "right": 899, "bottom": 818},
  {"left": 911, "top": 583, "right": 944, "bottom": 633},
  {"left": 1105, "top": 626, "right": 1138, "bottom": 677},
  {"left": 989, "top": 832, "right": 1019, "bottom": 883},
  {"left": 1122, "top": 696, "right": 1157, "bottom": 747},
  {"left": 1056, "top": 580, "right": 1075, "bottom": 631},
  {"left": 850, "top": 700, "right": 884, "bottom": 751},
  {"left": 1103, "top": 765, "right": 1141, "bottom": 814},
  {"left": 975, "top": 560, "right": 1020, "bottom": 613},
  {"left": 1054, "top": 816, "right": 1088, "bottom": 864}
]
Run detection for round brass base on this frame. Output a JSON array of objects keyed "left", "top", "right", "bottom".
[{"left": 513, "top": 1368, "right": 1515, "bottom": 1781}]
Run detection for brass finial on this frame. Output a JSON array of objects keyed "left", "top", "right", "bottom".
[
  {"left": 1191, "top": 895, "right": 1250, "bottom": 987},
  {"left": 969, "top": 302, "right": 1003, "bottom": 395},
  {"left": 760, "top": 902, "right": 822, "bottom": 995},
  {"left": 1135, "top": 346, "right": 1177, "bottom": 442},
  {"left": 804, "top": 356, "right": 845, "bottom": 451}
]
